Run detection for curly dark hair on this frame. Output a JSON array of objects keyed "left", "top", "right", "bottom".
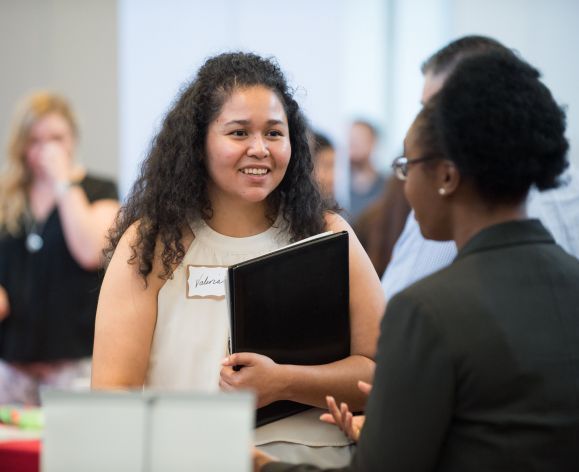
[
  {"left": 415, "top": 52, "right": 569, "bottom": 204},
  {"left": 107, "top": 52, "right": 329, "bottom": 280}
]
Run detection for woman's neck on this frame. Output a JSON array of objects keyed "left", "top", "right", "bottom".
[
  {"left": 28, "top": 180, "right": 57, "bottom": 221},
  {"left": 451, "top": 198, "right": 527, "bottom": 250},
  {"left": 206, "top": 194, "right": 274, "bottom": 237}
]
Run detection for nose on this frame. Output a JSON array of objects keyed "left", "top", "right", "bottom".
[{"left": 248, "top": 134, "right": 269, "bottom": 159}]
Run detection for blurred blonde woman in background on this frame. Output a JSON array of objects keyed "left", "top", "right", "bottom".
[{"left": 0, "top": 92, "right": 119, "bottom": 405}]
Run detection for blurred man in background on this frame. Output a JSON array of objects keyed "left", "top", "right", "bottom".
[{"left": 348, "top": 120, "right": 385, "bottom": 220}]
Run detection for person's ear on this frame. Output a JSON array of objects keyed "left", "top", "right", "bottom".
[{"left": 436, "top": 160, "right": 460, "bottom": 197}]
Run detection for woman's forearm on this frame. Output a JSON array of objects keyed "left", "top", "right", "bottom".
[
  {"left": 56, "top": 185, "right": 119, "bottom": 270},
  {"left": 278, "top": 355, "right": 375, "bottom": 411}
]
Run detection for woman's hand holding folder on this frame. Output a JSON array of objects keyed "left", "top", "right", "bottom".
[
  {"left": 220, "top": 352, "right": 288, "bottom": 408},
  {"left": 223, "top": 216, "right": 385, "bottom": 426}
]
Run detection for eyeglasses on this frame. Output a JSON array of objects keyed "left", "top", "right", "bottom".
[{"left": 391, "top": 155, "right": 439, "bottom": 181}]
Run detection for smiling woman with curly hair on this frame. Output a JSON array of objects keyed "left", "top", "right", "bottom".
[
  {"left": 106, "top": 53, "right": 331, "bottom": 281},
  {"left": 92, "top": 52, "right": 384, "bottom": 467}
]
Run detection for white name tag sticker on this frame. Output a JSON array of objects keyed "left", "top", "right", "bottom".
[{"left": 186, "top": 265, "right": 228, "bottom": 300}]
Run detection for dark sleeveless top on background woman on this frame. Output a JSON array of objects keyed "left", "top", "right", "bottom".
[{"left": 0, "top": 175, "right": 117, "bottom": 362}]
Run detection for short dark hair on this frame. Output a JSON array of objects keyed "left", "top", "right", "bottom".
[
  {"left": 352, "top": 120, "right": 379, "bottom": 139},
  {"left": 415, "top": 52, "right": 569, "bottom": 204},
  {"left": 107, "top": 52, "right": 329, "bottom": 280},
  {"left": 421, "top": 35, "right": 511, "bottom": 77},
  {"left": 312, "top": 131, "right": 334, "bottom": 156}
]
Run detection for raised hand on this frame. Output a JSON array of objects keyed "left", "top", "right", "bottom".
[
  {"left": 319, "top": 380, "right": 372, "bottom": 442},
  {"left": 38, "top": 141, "right": 73, "bottom": 185}
]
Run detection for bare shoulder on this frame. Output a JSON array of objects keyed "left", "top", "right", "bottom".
[
  {"left": 105, "top": 221, "right": 154, "bottom": 291},
  {"left": 324, "top": 211, "right": 354, "bottom": 233},
  {"left": 108, "top": 221, "right": 194, "bottom": 292},
  {"left": 324, "top": 211, "right": 363, "bottom": 248}
]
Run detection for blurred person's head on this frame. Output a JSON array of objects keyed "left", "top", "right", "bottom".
[
  {"left": 397, "top": 52, "right": 568, "bottom": 242},
  {"left": 10, "top": 92, "right": 78, "bottom": 178},
  {"left": 420, "top": 35, "right": 512, "bottom": 104},
  {"left": 0, "top": 92, "right": 79, "bottom": 235},
  {"left": 312, "top": 132, "right": 335, "bottom": 198},
  {"left": 349, "top": 120, "right": 378, "bottom": 168}
]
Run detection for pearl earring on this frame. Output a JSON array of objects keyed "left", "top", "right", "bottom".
[{"left": 438, "top": 188, "right": 446, "bottom": 195}]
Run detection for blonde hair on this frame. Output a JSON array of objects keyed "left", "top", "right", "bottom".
[{"left": 0, "top": 92, "right": 78, "bottom": 235}]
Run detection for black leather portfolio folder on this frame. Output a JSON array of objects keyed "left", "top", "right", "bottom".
[{"left": 227, "top": 231, "right": 350, "bottom": 427}]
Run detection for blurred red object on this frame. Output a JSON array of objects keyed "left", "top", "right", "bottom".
[{"left": 0, "top": 440, "right": 40, "bottom": 472}]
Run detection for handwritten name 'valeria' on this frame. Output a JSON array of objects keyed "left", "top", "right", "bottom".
[
  {"left": 195, "top": 274, "right": 224, "bottom": 288},
  {"left": 187, "top": 265, "right": 227, "bottom": 299}
]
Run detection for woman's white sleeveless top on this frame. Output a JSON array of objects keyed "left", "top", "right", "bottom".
[
  {"left": 146, "top": 218, "right": 290, "bottom": 390},
  {"left": 146, "top": 218, "right": 351, "bottom": 455}
]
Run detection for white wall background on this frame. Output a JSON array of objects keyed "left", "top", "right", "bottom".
[{"left": 386, "top": 0, "right": 452, "bottom": 162}]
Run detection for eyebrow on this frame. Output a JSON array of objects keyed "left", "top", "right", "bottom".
[{"left": 223, "top": 119, "right": 286, "bottom": 126}]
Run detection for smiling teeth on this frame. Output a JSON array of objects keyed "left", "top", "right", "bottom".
[{"left": 241, "top": 168, "right": 268, "bottom": 175}]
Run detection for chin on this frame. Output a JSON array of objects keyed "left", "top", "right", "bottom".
[{"left": 240, "top": 190, "right": 274, "bottom": 203}]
